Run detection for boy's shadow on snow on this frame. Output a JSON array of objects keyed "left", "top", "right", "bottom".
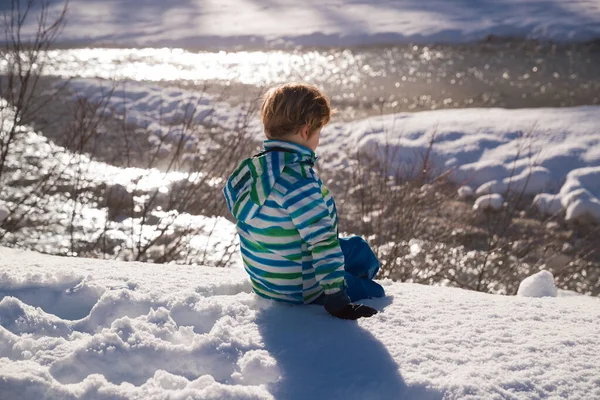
[{"left": 255, "top": 297, "right": 443, "bottom": 400}]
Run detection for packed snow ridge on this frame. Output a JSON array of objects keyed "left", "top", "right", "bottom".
[
  {"left": 21, "top": 0, "right": 600, "bottom": 48},
  {"left": 321, "top": 106, "right": 600, "bottom": 223},
  {"left": 1, "top": 247, "right": 599, "bottom": 400}
]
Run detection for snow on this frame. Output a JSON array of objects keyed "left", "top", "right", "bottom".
[
  {"left": 474, "top": 167, "right": 552, "bottom": 197},
  {"left": 457, "top": 186, "right": 474, "bottom": 200},
  {"left": 517, "top": 271, "right": 558, "bottom": 298},
  {"left": 319, "top": 106, "right": 600, "bottom": 222},
  {"left": 1, "top": 246, "right": 600, "bottom": 399},
  {"left": 565, "top": 198, "right": 600, "bottom": 223},
  {"left": 532, "top": 193, "right": 563, "bottom": 216},
  {"left": 561, "top": 167, "right": 600, "bottom": 223},
  {"left": 22, "top": 0, "right": 600, "bottom": 48},
  {"left": 473, "top": 194, "right": 504, "bottom": 212},
  {"left": 533, "top": 167, "right": 600, "bottom": 222},
  {"left": 67, "top": 79, "right": 262, "bottom": 143}
]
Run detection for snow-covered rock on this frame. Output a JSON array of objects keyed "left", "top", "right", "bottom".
[
  {"left": 565, "top": 198, "right": 600, "bottom": 224},
  {"left": 457, "top": 185, "right": 473, "bottom": 200},
  {"left": 533, "top": 193, "right": 562, "bottom": 215},
  {"left": 473, "top": 193, "right": 504, "bottom": 212},
  {"left": 322, "top": 106, "right": 600, "bottom": 224},
  {"left": 475, "top": 166, "right": 551, "bottom": 196},
  {"left": 2, "top": 246, "right": 599, "bottom": 400},
  {"left": 517, "top": 270, "right": 558, "bottom": 298},
  {"left": 560, "top": 167, "right": 600, "bottom": 223}
]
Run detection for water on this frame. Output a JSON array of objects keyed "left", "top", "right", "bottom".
[{"left": 38, "top": 41, "right": 600, "bottom": 119}]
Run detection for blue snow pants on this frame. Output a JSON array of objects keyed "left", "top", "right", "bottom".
[{"left": 338, "top": 236, "right": 386, "bottom": 302}]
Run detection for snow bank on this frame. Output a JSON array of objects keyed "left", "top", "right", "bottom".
[
  {"left": 517, "top": 270, "right": 558, "bottom": 298},
  {"left": 67, "top": 82, "right": 600, "bottom": 224},
  {"left": 457, "top": 186, "right": 473, "bottom": 200},
  {"left": 63, "top": 81, "right": 600, "bottom": 224},
  {"left": 473, "top": 194, "right": 504, "bottom": 212},
  {"left": 1, "top": 246, "right": 599, "bottom": 399},
  {"left": 532, "top": 167, "right": 600, "bottom": 222},
  {"left": 320, "top": 106, "right": 600, "bottom": 222},
  {"left": 21, "top": 0, "right": 600, "bottom": 48},
  {"left": 561, "top": 167, "right": 600, "bottom": 223},
  {"left": 474, "top": 166, "right": 552, "bottom": 197},
  {"left": 67, "top": 79, "right": 262, "bottom": 148},
  {"left": 67, "top": 82, "right": 600, "bottom": 226}
]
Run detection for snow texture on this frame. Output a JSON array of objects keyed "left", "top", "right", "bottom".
[
  {"left": 457, "top": 185, "right": 474, "bottom": 200},
  {"left": 473, "top": 193, "right": 504, "bottom": 212},
  {"left": 319, "top": 106, "right": 600, "bottom": 223},
  {"left": 1, "top": 246, "right": 599, "bottom": 399},
  {"left": 517, "top": 270, "right": 558, "bottom": 298},
  {"left": 67, "top": 79, "right": 262, "bottom": 149},
  {"left": 18, "top": 0, "right": 600, "bottom": 48}
]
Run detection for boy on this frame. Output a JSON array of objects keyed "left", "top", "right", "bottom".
[{"left": 223, "top": 83, "right": 384, "bottom": 320}]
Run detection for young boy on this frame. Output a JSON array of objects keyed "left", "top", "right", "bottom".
[{"left": 223, "top": 83, "right": 384, "bottom": 320}]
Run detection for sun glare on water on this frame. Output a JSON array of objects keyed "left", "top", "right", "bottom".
[{"left": 42, "top": 48, "right": 339, "bottom": 86}]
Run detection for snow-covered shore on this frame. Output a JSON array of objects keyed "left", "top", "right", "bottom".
[
  {"left": 67, "top": 80, "right": 600, "bottom": 222},
  {"left": 320, "top": 105, "right": 600, "bottom": 222},
  {"left": 1, "top": 247, "right": 599, "bottom": 399},
  {"left": 24, "top": 0, "right": 600, "bottom": 48}
]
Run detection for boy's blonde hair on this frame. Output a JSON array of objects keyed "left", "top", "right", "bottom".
[{"left": 261, "top": 83, "right": 332, "bottom": 139}]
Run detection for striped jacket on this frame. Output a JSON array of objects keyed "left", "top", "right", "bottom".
[{"left": 223, "top": 140, "right": 346, "bottom": 304}]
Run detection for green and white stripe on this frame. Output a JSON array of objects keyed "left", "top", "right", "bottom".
[{"left": 224, "top": 140, "right": 345, "bottom": 304}]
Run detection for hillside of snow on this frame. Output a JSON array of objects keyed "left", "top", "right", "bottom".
[
  {"left": 1, "top": 246, "right": 599, "bottom": 399},
  {"left": 22, "top": 0, "right": 600, "bottom": 48}
]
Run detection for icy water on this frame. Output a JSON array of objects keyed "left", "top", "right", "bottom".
[{"left": 42, "top": 41, "right": 600, "bottom": 119}]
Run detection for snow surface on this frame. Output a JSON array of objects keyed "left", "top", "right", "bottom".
[
  {"left": 1, "top": 246, "right": 600, "bottom": 399},
  {"left": 457, "top": 185, "right": 474, "bottom": 200},
  {"left": 21, "top": 0, "right": 600, "bottom": 48},
  {"left": 67, "top": 78, "right": 262, "bottom": 147},
  {"left": 517, "top": 271, "right": 558, "bottom": 298},
  {"left": 473, "top": 194, "right": 505, "bottom": 212},
  {"left": 319, "top": 106, "right": 600, "bottom": 222}
]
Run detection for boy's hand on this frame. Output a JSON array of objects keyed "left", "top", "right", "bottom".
[
  {"left": 328, "top": 303, "right": 378, "bottom": 320},
  {"left": 323, "top": 290, "right": 378, "bottom": 320}
]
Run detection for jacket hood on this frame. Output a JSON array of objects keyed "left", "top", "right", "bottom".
[{"left": 224, "top": 140, "right": 316, "bottom": 222}]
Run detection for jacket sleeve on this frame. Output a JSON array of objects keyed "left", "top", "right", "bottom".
[{"left": 282, "top": 176, "right": 346, "bottom": 295}]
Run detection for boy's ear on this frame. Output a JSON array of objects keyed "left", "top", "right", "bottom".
[{"left": 300, "top": 125, "right": 310, "bottom": 140}]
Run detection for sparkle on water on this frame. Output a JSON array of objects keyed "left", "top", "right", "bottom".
[
  {"left": 29, "top": 44, "right": 600, "bottom": 113},
  {"left": 42, "top": 48, "right": 362, "bottom": 86}
]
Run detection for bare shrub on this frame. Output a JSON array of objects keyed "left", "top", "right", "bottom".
[
  {"left": 0, "top": 1, "right": 259, "bottom": 267},
  {"left": 326, "top": 126, "right": 599, "bottom": 296},
  {"left": 324, "top": 132, "right": 455, "bottom": 282},
  {"left": 0, "top": 0, "right": 69, "bottom": 239},
  {"left": 59, "top": 84, "right": 259, "bottom": 265}
]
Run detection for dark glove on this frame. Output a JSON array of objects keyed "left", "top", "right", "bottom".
[
  {"left": 323, "top": 289, "right": 378, "bottom": 320},
  {"left": 328, "top": 303, "right": 378, "bottom": 320}
]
